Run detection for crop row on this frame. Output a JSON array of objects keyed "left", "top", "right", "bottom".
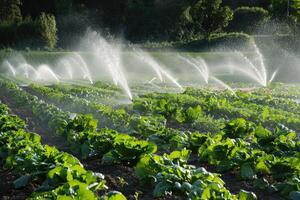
[
  {"left": 198, "top": 118, "right": 300, "bottom": 198},
  {"left": 184, "top": 88, "right": 300, "bottom": 116},
  {"left": 0, "top": 79, "right": 245, "bottom": 199},
  {"left": 133, "top": 90, "right": 300, "bottom": 132},
  {"left": 3, "top": 80, "right": 300, "bottom": 199},
  {"left": 27, "top": 83, "right": 129, "bottom": 131},
  {"left": 258, "top": 84, "right": 300, "bottom": 99},
  {"left": 0, "top": 80, "right": 156, "bottom": 163},
  {"left": 0, "top": 100, "right": 125, "bottom": 199},
  {"left": 48, "top": 83, "right": 125, "bottom": 104},
  {"left": 27, "top": 83, "right": 205, "bottom": 150},
  {"left": 133, "top": 91, "right": 300, "bottom": 198}
]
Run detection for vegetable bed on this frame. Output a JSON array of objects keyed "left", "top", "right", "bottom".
[{"left": 0, "top": 78, "right": 299, "bottom": 200}]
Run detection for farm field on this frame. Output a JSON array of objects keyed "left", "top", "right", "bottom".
[
  {"left": 0, "top": 77, "right": 299, "bottom": 200},
  {"left": 1, "top": 0, "right": 300, "bottom": 199}
]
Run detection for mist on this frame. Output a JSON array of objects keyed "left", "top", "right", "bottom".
[{"left": 1, "top": 26, "right": 300, "bottom": 100}]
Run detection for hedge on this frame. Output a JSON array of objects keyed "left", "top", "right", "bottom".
[
  {"left": 228, "top": 7, "right": 270, "bottom": 33},
  {"left": 175, "top": 32, "right": 253, "bottom": 51}
]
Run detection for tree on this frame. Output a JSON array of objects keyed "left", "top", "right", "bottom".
[
  {"left": 189, "top": 0, "right": 233, "bottom": 35},
  {"left": 0, "top": 0, "right": 22, "bottom": 23},
  {"left": 37, "top": 12, "right": 57, "bottom": 49},
  {"left": 124, "top": 0, "right": 192, "bottom": 40},
  {"left": 228, "top": 7, "right": 270, "bottom": 33},
  {"left": 222, "top": 0, "right": 270, "bottom": 9},
  {"left": 290, "top": 0, "right": 300, "bottom": 18},
  {"left": 271, "top": 0, "right": 300, "bottom": 18},
  {"left": 271, "top": 0, "right": 300, "bottom": 34},
  {"left": 290, "top": 0, "right": 300, "bottom": 34},
  {"left": 54, "top": 0, "right": 73, "bottom": 15}
]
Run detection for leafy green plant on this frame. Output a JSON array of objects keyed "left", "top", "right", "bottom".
[
  {"left": 36, "top": 12, "right": 57, "bottom": 49},
  {"left": 103, "top": 134, "right": 157, "bottom": 164},
  {"left": 0, "top": 100, "right": 125, "bottom": 199},
  {"left": 135, "top": 149, "right": 238, "bottom": 199}
]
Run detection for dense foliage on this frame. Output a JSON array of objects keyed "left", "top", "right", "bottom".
[
  {"left": 0, "top": 78, "right": 299, "bottom": 199},
  {"left": 228, "top": 7, "right": 270, "bottom": 33},
  {"left": 0, "top": 0, "right": 22, "bottom": 23},
  {"left": 0, "top": 0, "right": 299, "bottom": 48},
  {"left": 0, "top": 99, "right": 125, "bottom": 199},
  {"left": 36, "top": 12, "right": 57, "bottom": 49}
]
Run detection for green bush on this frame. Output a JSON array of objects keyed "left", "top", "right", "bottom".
[
  {"left": 189, "top": 0, "right": 234, "bottom": 35},
  {"left": 222, "top": 0, "right": 270, "bottom": 9},
  {"left": 0, "top": 0, "right": 22, "bottom": 23},
  {"left": 270, "top": 0, "right": 287, "bottom": 18},
  {"left": 37, "top": 12, "right": 58, "bottom": 49},
  {"left": 0, "top": 12, "right": 72, "bottom": 49},
  {"left": 124, "top": 0, "right": 234, "bottom": 41},
  {"left": 0, "top": 19, "right": 40, "bottom": 48},
  {"left": 228, "top": 7, "right": 270, "bottom": 33},
  {"left": 177, "top": 32, "right": 252, "bottom": 51}
]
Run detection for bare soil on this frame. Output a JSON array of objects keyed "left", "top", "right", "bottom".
[{"left": 0, "top": 165, "right": 35, "bottom": 200}]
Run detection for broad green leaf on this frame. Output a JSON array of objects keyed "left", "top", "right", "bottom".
[
  {"left": 153, "top": 182, "right": 172, "bottom": 197},
  {"left": 56, "top": 181, "right": 97, "bottom": 200},
  {"left": 186, "top": 105, "right": 202, "bottom": 122},
  {"left": 253, "top": 178, "right": 269, "bottom": 190},
  {"left": 102, "top": 151, "right": 117, "bottom": 164},
  {"left": 238, "top": 190, "right": 257, "bottom": 200},
  {"left": 289, "top": 191, "right": 300, "bottom": 200},
  {"left": 80, "top": 143, "right": 90, "bottom": 158},
  {"left": 14, "top": 175, "right": 30, "bottom": 189},
  {"left": 240, "top": 163, "right": 256, "bottom": 180},
  {"left": 255, "top": 125, "right": 271, "bottom": 138},
  {"left": 255, "top": 161, "right": 270, "bottom": 174},
  {"left": 261, "top": 108, "right": 269, "bottom": 120},
  {"left": 168, "top": 148, "right": 190, "bottom": 162},
  {"left": 103, "top": 191, "right": 127, "bottom": 200}
]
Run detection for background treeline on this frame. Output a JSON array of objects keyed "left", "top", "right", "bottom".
[{"left": 0, "top": 0, "right": 300, "bottom": 49}]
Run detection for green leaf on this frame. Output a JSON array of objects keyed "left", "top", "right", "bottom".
[
  {"left": 201, "top": 187, "right": 211, "bottom": 199},
  {"left": 240, "top": 163, "right": 256, "bottom": 180},
  {"left": 182, "top": 182, "right": 192, "bottom": 191},
  {"left": 253, "top": 178, "right": 269, "bottom": 190},
  {"left": 56, "top": 181, "right": 97, "bottom": 200},
  {"left": 168, "top": 148, "right": 190, "bottom": 162},
  {"left": 255, "top": 161, "right": 270, "bottom": 174},
  {"left": 186, "top": 105, "right": 202, "bottom": 122},
  {"left": 102, "top": 151, "right": 117, "bottom": 164},
  {"left": 261, "top": 108, "right": 269, "bottom": 120},
  {"left": 255, "top": 125, "right": 271, "bottom": 138},
  {"left": 174, "top": 110, "right": 185, "bottom": 123},
  {"left": 238, "top": 190, "right": 257, "bottom": 200},
  {"left": 104, "top": 191, "right": 127, "bottom": 200},
  {"left": 81, "top": 143, "right": 90, "bottom": 158},
  {"left": 14, "top": 175, "right": 30, "bottom": 189},
  {"left": 153, "top": 182, "right": 172, "bottom": 197},
  {"left": 289, "top": 191, "right": 300, "bottom": 200},
  {"left": 57, "top": 196, "right": 73, "bottom": 200}
]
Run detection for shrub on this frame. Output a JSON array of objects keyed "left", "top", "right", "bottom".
[
  {"left": 208, "top": 32, "right": 252, "bottom": 43},
  {"left": 0, "top": 0, "right": 22, "bottom": 23},
  {"left": 189, "top": 0, "right": 234, "bottom": 35},
  {"left": 222, "top": 0, "right": 270, "bottom": 9},
  {"left": 228, "top": 6, "right": 270, "bottom": 33},
  {"left": 177, "top": 32, "right": 253, "bottom": 51},
  {"left": 0, "top": 18, "right": 40, "bottom": 48},
  {"left": 270, "top": 0, "right": 288, "bottom": 18},
  {"left": 37, "top": 12, "right": 58, "bottom": 49}
]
